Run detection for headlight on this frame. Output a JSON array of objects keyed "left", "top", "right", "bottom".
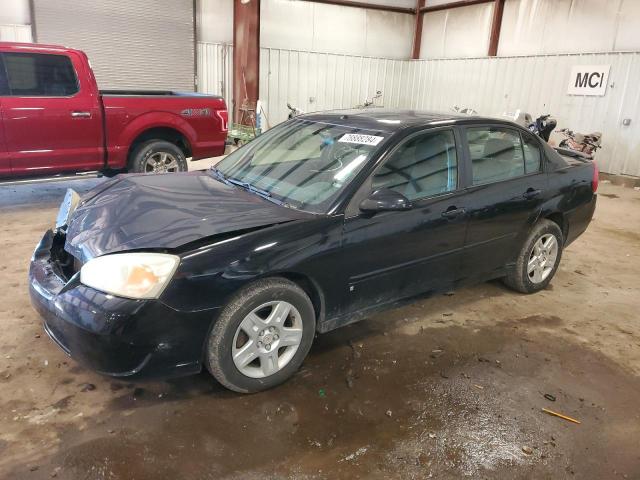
[{"left": 80, "top": 253, "right": 180, "bottom": 299}]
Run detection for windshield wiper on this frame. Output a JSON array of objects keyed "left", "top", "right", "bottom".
[
  {"left": 210, "top": 168, "right": 293, "bottom": 208},
  {"left": 209, "top": 166, "right": 228, "bottom": 183},
  {"left": 226, "top": 177, "right": 274, "bottom": 199}
]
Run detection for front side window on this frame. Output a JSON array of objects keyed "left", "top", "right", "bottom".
[
  {"left": 214, "top": 119, "right": 390, "bottom": 213},
  {"left": 3, "top": 53, "right": 78, "bottom": 96},
  {"left": 372, "top": 129, "right": 458, "bottom": 201},
  {"left": 467, "top": 127, "right": 526, "bottom": 185}
]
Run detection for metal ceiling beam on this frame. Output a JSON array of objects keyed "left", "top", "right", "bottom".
[
  {"left": 301, "top": 0, "right": 415, "bottom": 15},
  {"left": 487, "top": 0, "right": 505, "bottom": 56},
  {"left": 420, "top": 0, "right": 492, "bottom": 13}
]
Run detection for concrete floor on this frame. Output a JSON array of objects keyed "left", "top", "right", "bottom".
[{"left": 0, "top": 174, "right": 639, "bottom": 479}]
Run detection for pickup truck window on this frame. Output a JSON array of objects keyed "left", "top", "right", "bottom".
[
  {"left": 3, "top": 53, "right": 78, "bottom": 97},
  {"left": 467, "top": 127, "right": 526, "bottom": 185},
  {"left": 372, "top": 129, "right": 458, "bottom": 201},
  {"left": 0, "top": 55, "right": 8, "bottom": 95}
]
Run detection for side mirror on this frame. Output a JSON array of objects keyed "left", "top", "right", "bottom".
[{"left": 359, "top": 188, "right": 412, "bottom": 213}]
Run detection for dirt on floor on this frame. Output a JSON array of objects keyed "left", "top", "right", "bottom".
[{"left": 0, "top": 178, "right": 639, "bottom": 479}]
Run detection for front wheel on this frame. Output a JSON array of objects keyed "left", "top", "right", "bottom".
[
  {"left": 503, "top": 219, "right": 563, "bottom": 294},
  {"left": 128, "top": 140, "right": 187, "bottom": 174},
  {"left": 205, "top": 278, "right": 316, "bottom": 393}
]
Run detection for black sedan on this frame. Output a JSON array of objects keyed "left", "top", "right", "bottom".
[{"left": 29, "top": 110, "right": 598, "bottom": 392}]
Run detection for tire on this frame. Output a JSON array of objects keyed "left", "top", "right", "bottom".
[
  {"left": 205, "top": 277, "right": 316, "bottom": 393},
  {"left": 128, "top": 140, "right": 187, "bottom": 174},
  {"left": 503, "top": 219, "right": 563, "bottom": 294}
]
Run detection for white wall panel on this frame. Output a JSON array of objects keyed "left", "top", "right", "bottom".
[
  {"left": 420, "top": 2, "right": 494, "bottom": 59},
  {"left": 614, "top": 0, "right": 640, "bottom": 51},
  {"left": 499, "top": 0, "right": 638, "bottom": 56},
  {"left": 260, "top": 0, "right": 412, "bottom": 58},
  {"left": 365, "top": 9, "right": 415, "bottom": 58},
  {"left": 0, "top": 24, "right": 32, "bottom": 42},
  {"left": 197, "top": 0, "right": 233, "bottom": 44},
  {"left": 0, "top": 0, "right": 30, "bottom": 25}
]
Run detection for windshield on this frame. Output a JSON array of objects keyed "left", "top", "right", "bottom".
[{"left": 213, "top": 119, "right": 389, "bottom": 213}]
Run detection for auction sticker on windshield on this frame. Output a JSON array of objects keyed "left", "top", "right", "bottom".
[{"left": 338, "top": 134, "right": 385, "bottom": 146}]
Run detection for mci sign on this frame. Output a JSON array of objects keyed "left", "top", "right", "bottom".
[{"left": 567, "top": 65, "right": 611, "bottom": 96}]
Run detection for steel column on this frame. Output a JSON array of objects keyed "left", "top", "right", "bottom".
[
  {"left": 233, "top": 0, "right": 260, "bottom": 123},
  {"left": 488, "top": 0, "right": 505, "bottom": 56},
  {"left": 411, "top": 0, "right": 425, "bottom": 59}
]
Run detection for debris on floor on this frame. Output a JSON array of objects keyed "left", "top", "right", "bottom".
[{"left": 542, "top": 408, "right": 581, "bottom": 424}]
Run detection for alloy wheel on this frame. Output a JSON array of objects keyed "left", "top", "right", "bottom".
[
  {"left": 231, "top": 301, "right": 304, "bottom": 378},
  {"left": 143, "top": 152, "right": 180, "bottom": 173},
  {"left": 527, "top": 234, "right": 558, "bottom": 283}
]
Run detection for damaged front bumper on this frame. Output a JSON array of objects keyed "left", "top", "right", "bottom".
[{"left": 28, "top": 230, "right": 219, "bottom": 379}]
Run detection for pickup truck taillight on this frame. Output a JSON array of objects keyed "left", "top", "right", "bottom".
[
  {"left": 592, "top": 162, "right": 599, "bottom": 193},
  {"left": 216, "top": 110, "right": 228, "bottom": 133}
]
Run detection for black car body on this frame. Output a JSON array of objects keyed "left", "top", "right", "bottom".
[{"left": 29, "top": 110, "right": 597, "bottom": 384}]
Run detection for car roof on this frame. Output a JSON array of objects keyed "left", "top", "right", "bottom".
[{"left": 299, "top": 109, "right": 524, "bottom": 133}]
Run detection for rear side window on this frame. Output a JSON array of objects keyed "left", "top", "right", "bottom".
[
  {"left": 3, "top": 53, "right": 78, "bottom": 97},
  {"left": 522, "top": 132, "right": 542, "bottom": 173},
  {"left": 372, "top": 129, "right": 458, "bottom": 201},
  {"left": 466, "top": 127, "right": 526, "bottom": 185},
  {"left": 0, "top": 55, "right": 9, "bottom": 95}
]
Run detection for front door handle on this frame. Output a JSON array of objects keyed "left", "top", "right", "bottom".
[
  {"left": 523, "top": 188, "right": 542, "bottom": 199},
  {"left": 441, "top": 206, "right": 466, "bottom": 219},
  {"left": 71, "top": 111, "right": 92, "bottom": 118}
]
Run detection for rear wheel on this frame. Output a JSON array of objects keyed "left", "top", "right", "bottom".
[
  {"left": 205, "top": 278, "right": 316, "bottom": 393},
  {"left": 128, "top": 140, "right": 187, "bottom": 174},
  {"left": 503, "top": 219, "right": 563, "bottom": 293}
]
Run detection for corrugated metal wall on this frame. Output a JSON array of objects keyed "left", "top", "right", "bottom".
[
  {"left": 197, "top": 42, "right": 233, "bottom": 101},
  {"left": 0, "top": 24, "right": 32, "bottom": 42},
  {"left": 405, "top": 52, "right": 640, "bottom": 177},
  {"left": 260, "top": 47, "right": 406, "bottom": 128},
  {"left": 198, "top": 44, "right": 640, "bottom": 176}
]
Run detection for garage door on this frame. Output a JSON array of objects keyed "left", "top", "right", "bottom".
[{"left": 32, "top": 0, "right": 194, "bottom": 91}]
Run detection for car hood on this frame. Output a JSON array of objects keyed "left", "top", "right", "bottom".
[{"left": 64, "top": 171, "right": 313, "bottom": 263}]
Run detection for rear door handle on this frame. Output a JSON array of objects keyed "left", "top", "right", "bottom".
[
  {"left": 71, "top": 111, "right": 91, "bottom": 118},
  {"left": 441, "top": 206, "right": 466, "bottom": 219},
  {"left": 523, "top": 188, "right": 542, "bottom": 199}
]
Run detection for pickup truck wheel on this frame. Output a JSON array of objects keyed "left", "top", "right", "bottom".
[
  {"left": 205, "top": 278, "right": 316, "bottom": 393},
  {"left": 503, "top": 219, "right": 563, "bottom": 294},
  {"left": 129, "top": 140, "right": 187, "bottom": 174}
]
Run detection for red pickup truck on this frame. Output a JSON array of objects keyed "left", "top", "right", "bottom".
[{"left": 0, "top": 42, "right": 228, "bottom": 178}]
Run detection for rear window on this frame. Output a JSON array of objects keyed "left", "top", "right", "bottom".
[{"left": 3, "top": 52, "right": 78, "bottom": 97}]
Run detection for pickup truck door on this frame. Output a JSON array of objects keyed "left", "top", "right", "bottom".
[
  {"left": 0, "top": 55, "right": 10, "bottom": 176},
  {"left": 339, "top": 128, "right": 468, "bottom": 316},
  {"left": 0, "top": 51, "right": 103, "bottom": 176},
  {"left": 458, "top": 125, "right": 548, "bottom": 282}
]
